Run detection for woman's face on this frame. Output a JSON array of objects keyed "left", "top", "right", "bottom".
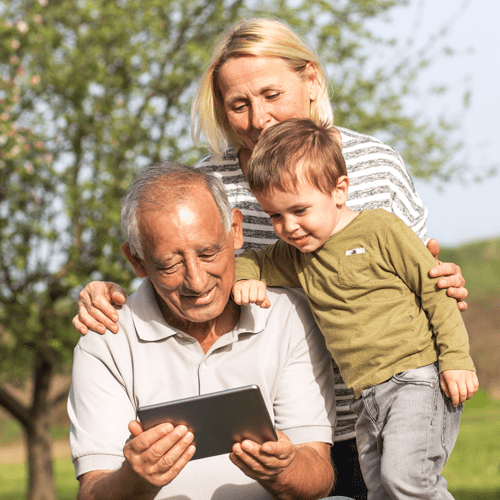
[{"left": 217, "top": 56, "right": 319, "bottom": 151}]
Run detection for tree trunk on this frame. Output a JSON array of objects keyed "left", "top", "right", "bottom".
[
  {"left": 26, "top": 351, "right": 56, "bottom": 500},
  {"left": 26, "top": 418, "right": 56, "bottom": 500}
]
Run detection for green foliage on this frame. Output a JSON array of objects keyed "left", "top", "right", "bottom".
[
  {"left": 0, "top": 418, "right": 22, "bottom": 446},
  {"left": 0, "top": 0, "right": 487, "bottom": 497},
  {"left": 0, "top": 0, "right": 477, "bottom": 389}
]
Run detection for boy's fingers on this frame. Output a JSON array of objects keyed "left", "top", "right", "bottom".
[
  {"left": 458, "top": 383, "right": 468, "bottom": 405},
  {"left": 261, "top": 296, "right": 271, "bottom": 308},
  {"left": 466, "top": 372, "right": 479, "bottom": 400},
  {"left": 439, "top": 374, "right": 450, "bottom": 398}
]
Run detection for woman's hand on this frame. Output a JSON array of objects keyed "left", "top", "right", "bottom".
[
  {"left": 427, "top": 239, "right": 468, "bottom": 311},
  {"left": 72, "top": 281, "right": 128, "bottom": 335}
]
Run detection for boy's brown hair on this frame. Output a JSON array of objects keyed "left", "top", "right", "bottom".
[{"left": 247, "top": 118, "right": 346, "bottom": 195}]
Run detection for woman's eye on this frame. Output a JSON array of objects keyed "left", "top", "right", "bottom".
[{"left": 232, "top": 103, "right": 247, "bottom": 112}]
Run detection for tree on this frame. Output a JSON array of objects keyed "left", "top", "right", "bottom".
[{"left": 0, "top": 1, "right": 478, "bottom": 499}]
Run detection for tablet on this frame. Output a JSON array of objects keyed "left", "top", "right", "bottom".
[{"left": 137, "top": 385, "right": 277, "bottom": 460}]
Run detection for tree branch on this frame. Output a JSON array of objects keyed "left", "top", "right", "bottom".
[{"left": 0, "top": 385, "right": 30, "bottom": 428}]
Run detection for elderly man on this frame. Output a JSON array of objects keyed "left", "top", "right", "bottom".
[{"left": 68, "top": 163, "right": 339, "bottom": 500}]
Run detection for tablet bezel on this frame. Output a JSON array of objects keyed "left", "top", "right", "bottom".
[{"left": 137, "top": 384, "right": 277, "bottom": 460}]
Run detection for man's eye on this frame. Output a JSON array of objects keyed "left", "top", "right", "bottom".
[
  {"left": 266, "top": 92, "right": 280, "bottom": 100},
  {"left": 199, "top": 249, "right": 220, "bottom": 261},
  {"left": 160, "top": 263, "right": 181, "bottom": 274}
]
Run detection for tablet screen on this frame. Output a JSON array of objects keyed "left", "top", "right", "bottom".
[{"left": 137, "top": 385, "right": 277, "bottom": 460}]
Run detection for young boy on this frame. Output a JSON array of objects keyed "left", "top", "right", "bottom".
[{"left": 232, "top": 118, "right": 478, "bottom": 500}]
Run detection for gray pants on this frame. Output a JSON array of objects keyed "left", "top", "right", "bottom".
[{"left": 351, "top": 363, "right": 462, "bottom": 500}]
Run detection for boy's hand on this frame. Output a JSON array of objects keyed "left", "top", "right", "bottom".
[
  {"left": 440, "top": 370, "right": 479, "bottom": 407},
  {"left": 232, "top": 280, "right": 271, "bottom": 308}
]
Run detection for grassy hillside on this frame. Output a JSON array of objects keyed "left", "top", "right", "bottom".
[
  {"left": 440, "top": 237, "right": 500, "bottom": 397},
  {"left": 440, "top": 237, "right": 500, "bottom": 294}
]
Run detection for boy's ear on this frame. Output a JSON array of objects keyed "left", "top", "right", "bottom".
[
  {"left": 231, "top": 209, "right": 244, "bottom": 250},
  {"left": 334, "top": 175, "right": 349, "bottom": 205},
  {"left": 121, "top": 242, "right": 148, "bottom": 278}
]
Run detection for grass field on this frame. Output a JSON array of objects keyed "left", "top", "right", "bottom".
[
  {"left": 443, "top": 388, "right": 500, "bottom": 499},
  {"left": 1, "top": 389, "right": 499, "bottom": 500}
]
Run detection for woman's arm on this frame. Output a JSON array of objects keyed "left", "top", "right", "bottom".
[
  {"left": 72, "top": 281, "right": 127, "bottom": 334},
  {"left": 427, "top": 239, "right": 467, "bottom": 311}
]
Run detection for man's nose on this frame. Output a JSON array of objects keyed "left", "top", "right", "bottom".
[{"left": 184, "top": 260, "right": 207, "bottom": 292}]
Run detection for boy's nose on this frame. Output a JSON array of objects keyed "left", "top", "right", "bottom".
[{"left": 284, "top": 217, "right": 299, "bottom": 234}]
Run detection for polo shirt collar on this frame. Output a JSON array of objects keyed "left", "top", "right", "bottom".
[{"left": 129, "top": 279, "right": 269, "bottom": 342}]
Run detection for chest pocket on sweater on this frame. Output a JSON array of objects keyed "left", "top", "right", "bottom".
[{"left": 338, "top": 253, "right": 370, "bottom": 287}]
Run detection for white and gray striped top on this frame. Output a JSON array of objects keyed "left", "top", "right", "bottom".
[{"left": 196, "top": 126, "right": 429, "bottom": 441}]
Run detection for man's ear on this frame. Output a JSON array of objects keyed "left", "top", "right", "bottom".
[
  {"left": 231, "top": 209, "right": 244, "bottom": 251},
  {"left": 334, "top": 175, "right": 350, "bottom": 205},
  {"left": 121, "top": 242, "right": 148, "bottom": 278}
]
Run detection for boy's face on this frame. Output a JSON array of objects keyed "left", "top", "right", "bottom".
[{"left": 254, "top": 177, "right": 349, "bottom": 253}]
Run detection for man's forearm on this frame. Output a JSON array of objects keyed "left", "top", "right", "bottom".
[
  {"left": 77, "top": 463, "right": 161, "bottom": 500},
  {"left": 260, "top": 442, "right": 334, "bottom": 500}
]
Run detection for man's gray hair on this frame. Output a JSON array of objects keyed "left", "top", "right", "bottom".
[{"left": 121, "top": 162, "right": 232, "bottom": 259}]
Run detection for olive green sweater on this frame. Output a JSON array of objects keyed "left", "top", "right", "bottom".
[{"left": 234, "top": 209, "right": 475, "bottom": 398}]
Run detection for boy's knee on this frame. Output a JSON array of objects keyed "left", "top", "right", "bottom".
[{"left": 380, "top": 461, "right": 429, "bottom": 498}]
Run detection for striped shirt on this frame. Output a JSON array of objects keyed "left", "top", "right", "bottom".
[{"left": 196, "top": 126, "right": 429, "bottom": 441}]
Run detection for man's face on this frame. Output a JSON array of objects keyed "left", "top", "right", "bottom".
[{"left": 128, "top": 184, "right": 242, "bottom": 328}]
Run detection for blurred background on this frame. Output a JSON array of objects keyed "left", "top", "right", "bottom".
[{"left": 1, "top": 1, "right": 498, "bottom": 499}]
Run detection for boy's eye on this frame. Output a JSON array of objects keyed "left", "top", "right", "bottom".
[
  {"left": 269, "top": 213, "right": 282, "bottom": 220},
  {"left": 295, "top": 208, "right": 307, "bottom": 215}
]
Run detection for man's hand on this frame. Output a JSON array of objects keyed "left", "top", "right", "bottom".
[
  {"left": 427, "top": 239, "right": 468, "bottom": 311},
  {"left": 123, "top": 420, "right": 195, "bottom": 488},
  {"left": 229, "top": 430, "right": 295, "bottom": 482},
  {"left": 76, "top": 421, "right": 196, "bottom": 500},
  {"left": 440, "top": 370, "right": 479, "bottom": 407},
  {"left": 73, "top": 281, "right": 128, "bottom": 335},
  {"left": 232, "top": 280, "right": 271, "bottom": 308},
  {"left": 229, "top": 431, "right": 333, "bottom": 499}
]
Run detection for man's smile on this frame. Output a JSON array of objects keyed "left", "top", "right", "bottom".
[{"left": 181, "top": 286, "right": 217, "bottom": 305}]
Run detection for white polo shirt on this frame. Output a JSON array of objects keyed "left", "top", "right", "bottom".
[{"left": 68, "top": 279, "right": 336, "bottom": 500}]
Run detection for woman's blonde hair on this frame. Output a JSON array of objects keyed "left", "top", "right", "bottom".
[{"left": 191, "top": 18, "right": 333, "bottom": 158}]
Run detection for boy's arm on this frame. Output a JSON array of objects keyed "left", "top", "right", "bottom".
[
  {"left": 234, "top": 243, "right": 302, "bottom": 287},
  {"left": 383, "top": 216, "right": 477, "bottom": 375}
]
